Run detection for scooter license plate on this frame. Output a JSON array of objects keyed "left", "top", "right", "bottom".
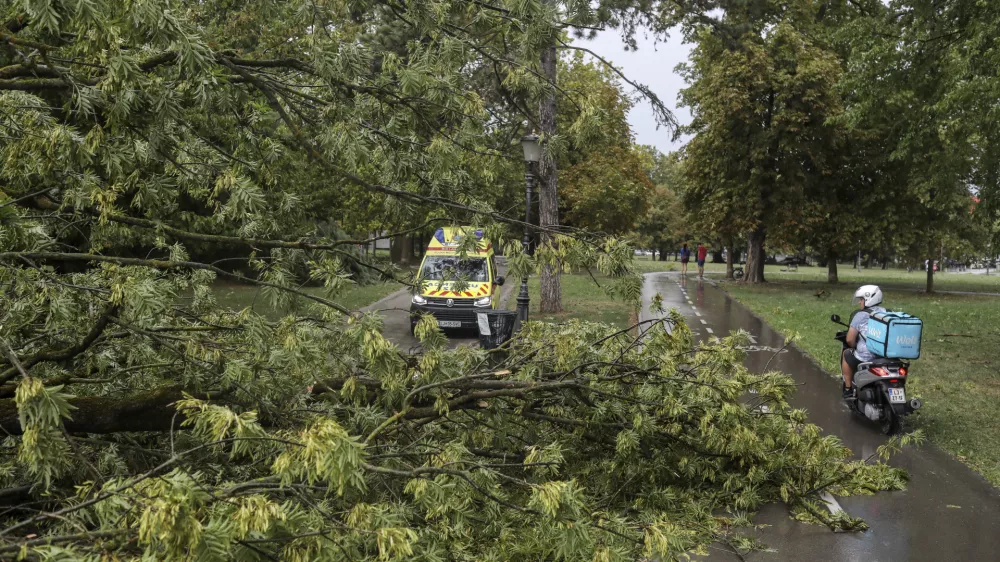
[
  {"left": 888, "top": 387, "right": 906, "bottom": 404},
  {"left": 438, "top": 320, "right": 462, "bottom": 328}
]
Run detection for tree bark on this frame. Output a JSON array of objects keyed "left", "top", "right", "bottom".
[
  {"left": 538, "top": 39, "right": 561, "bottom": 313},
  {"left": 725, "top": 243, "right": 735, "bottom": 280},
  {"left": 827, "top": 249, "right": 839, "bottom": 284},
  {"left": 658, "top": 244, "right": 668, "bottom": 261},
  {"left": 745, "top": 225, "right": 767, "bottom": 283},
  {"left": 0, "top": 388, "right": 193, "bottom": 435},
  {"left": 926, "top": 260, "right": 935, "bottom": 293},
  {"left": 389, "top": 235, "right": 414, "bottom": 266}
]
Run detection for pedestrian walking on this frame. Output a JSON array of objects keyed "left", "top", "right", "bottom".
[
  {"left": 680, "top": 243, "right": 691, "bottom": 275},
  {"left": 696, "top": 243, "right": 708, "bottom": 278}
]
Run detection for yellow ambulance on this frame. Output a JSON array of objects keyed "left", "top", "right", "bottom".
[{"left": 410, "top": 227, "right": 505, "bottom": 333}]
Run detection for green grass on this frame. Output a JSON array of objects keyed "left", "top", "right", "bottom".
[
  {"left": 210, "top": 281, "right": 403, "bottom": 319},
  {"left": 725, "top": 280, "right": 1000, "bottom": 486},
  {"left": 634, "top": 258, "right": 785, "bottom": 276},
  {"left": 636, "top": 256, "right": 1000, "bottom": 293},
  {"left": 503, "top": 273, "right": 634, "bottom": 327},
  {"left": 759, "top": 266, "right": 1000, "bottom": 294}
]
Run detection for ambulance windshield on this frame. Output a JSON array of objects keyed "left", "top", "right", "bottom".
[{"left": 420, "top": 257, "right": 488, "bottom": 282}]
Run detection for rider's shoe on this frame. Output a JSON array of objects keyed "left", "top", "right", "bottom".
[{"left": 842, "top": 385, "right": 856, "bottom": 399}]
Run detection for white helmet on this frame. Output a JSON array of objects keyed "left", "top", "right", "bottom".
[{"left": 854, "top": 284, "right": 883, "bottom": 308}]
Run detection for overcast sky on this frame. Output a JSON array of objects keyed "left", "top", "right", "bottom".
[{"left": 580, "top": 29, "right": 693, "bottom": 154}]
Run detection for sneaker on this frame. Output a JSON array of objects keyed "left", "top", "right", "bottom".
[{"left": 842, "top": 385, "right": 855, "bottom": 399}]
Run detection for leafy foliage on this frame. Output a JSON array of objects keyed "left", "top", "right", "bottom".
[
  {"left": 561, "top": 146, "right": 653, "bottom": 234},
  {"left": 0, "top": 0, "right": 915, "bottom": 558}
]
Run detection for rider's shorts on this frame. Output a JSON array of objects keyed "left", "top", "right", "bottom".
[{"left": 843, "top": 348, "right": 862, "bottom": 372}]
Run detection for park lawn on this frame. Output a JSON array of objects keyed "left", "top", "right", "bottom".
[
  {"left": 635, "top": 256, "right": 1000, "bottom": 293},
  {"left": 725, "top": 281, "right": 1000, "bottom": 486},
  {"left": 759, "top": 266, "right": 1000, "bottom": 294},
  {"left": 504, "top": 273, "right": 634, "bottom": 327},
  {"left": 210, "top": 281, "right": 403, "bottom": 319},
  {"left": 633, "top": 258, "right": 788, "bottom": 276}
]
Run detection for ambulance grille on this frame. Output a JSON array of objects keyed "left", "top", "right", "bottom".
[{"left": 426, "top": 297, "right": 475, "bottom": 307}]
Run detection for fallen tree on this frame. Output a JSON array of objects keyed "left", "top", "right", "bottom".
[{"left": 0, "top": 304, "right": 913, "bottom": 560}]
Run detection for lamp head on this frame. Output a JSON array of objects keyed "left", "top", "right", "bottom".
[{"left": 520, "top": 133, "right": 541, "bottom": 163}]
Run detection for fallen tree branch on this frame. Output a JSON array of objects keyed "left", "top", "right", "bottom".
[
  {"left": 0, "top": 387, "right": 213, "bottom": 435},
  {"left": 0, "top": 252, "right": 350, "bottom": 315},
  {"left": 0, "top": 303, "right": 119, "bottom": 384}
]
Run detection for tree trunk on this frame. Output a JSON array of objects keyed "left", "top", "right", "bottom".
[
  {"left": 711, "top": 250, "right": 724, "bottom": 264},
  {"left": 926, "top": 260, "right": 935, "bottom": 293},
  {"left": 390, "top": 234, "right": 414, "bottom": 266},
  {"left": 658, "top": 245, "right": 668, "bottom": 261},
  {"left": 827, "top": 249, "right": 839, "bottom": 284},
  {"left": 725, "top": 244, "right": 734, "bottom": 280},
  {"left": 538, "top": 39, "right": 561, "bottom": 313},
  {"left": 0, "top": 388, "right": 194, "bottom": 435},
  {"left": 745, "top": 225, "right": 766, "bottom": 283}
]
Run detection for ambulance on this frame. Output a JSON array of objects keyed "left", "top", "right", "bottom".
[{"left": 410, "top": 227, "right": 505, "bottom": 333}]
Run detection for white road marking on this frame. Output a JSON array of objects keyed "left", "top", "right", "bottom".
[
  {"left": 820, "top": 492, "right": 845, "bottom": 516},
  {"left": 700, "top": 319, "right": 707, "bottom": 325},
  {"left": 695, "top": 312, "right": 702, "bottom": 317},
  {"left": 706, "top": 327, "right": 714, "bottom": 334}
]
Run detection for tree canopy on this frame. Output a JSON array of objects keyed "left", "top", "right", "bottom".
[{"left": 669, "top": 0, "right": 997, "bottom": 287}]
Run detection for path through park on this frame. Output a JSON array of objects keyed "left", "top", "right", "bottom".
[{"left": 641, "top": 272, "right": 1000, "bottom": 561}]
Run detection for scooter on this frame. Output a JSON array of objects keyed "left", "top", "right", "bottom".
[{"left": 831, "top": 314, "right": 922, "bottom": 435}]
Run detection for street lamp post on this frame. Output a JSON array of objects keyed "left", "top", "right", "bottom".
[{"left": 516, "top": 133, "right": 541, "bottom": 330}]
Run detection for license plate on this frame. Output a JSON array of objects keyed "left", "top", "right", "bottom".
[
  {"left": 438, "top": 320, "right": 462, "bottom": 328},
  {"left": 888, "top": 387, "right": 906, "bottom": 404}
]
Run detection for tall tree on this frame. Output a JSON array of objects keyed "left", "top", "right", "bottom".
[
  {"left": 538, "top": 1, "right": 563, "bottom": 312},
  {"left": 839, "top": 0, "right": 983, "bottom": 291},
  {"left": 636, "top": 150, "right": 690, "bottom": 260},
  {"left": 679, "top": 10, "right": 844, "bottom": 283},
  {"left": 556, "top": 54, "right": 653, "bottom": 235}
]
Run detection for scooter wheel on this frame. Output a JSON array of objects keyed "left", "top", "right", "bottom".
[{"left": 880, "top": 409, "right": 902, "bottom": 435}]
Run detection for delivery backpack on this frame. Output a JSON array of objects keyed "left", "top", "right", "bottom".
[{"left": 866, "top": 311, "right": 923, "bottom": 359}]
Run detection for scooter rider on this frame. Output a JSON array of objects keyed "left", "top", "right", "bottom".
[{"left": 841, "top": 285, "right": 886, "bottom": 398}]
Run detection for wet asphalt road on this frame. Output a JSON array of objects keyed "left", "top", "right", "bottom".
[{"left": 641, "top": 272, "right": 1000, "bottom": 561}]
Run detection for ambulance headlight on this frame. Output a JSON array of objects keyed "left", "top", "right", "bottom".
[
  {"left": 474, "top": 296, "right": 492, "bottom": 307},
  {"left": 412, "top": 294, "right": 427, "bottom": 305}
]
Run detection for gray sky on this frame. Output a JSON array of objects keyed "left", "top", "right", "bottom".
[{"left": 581, "top": 29, "right": 693, "bottom": 154}]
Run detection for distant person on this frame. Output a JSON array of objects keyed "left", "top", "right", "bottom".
[
  {"left": 696, "top": 243, "right": 708, "bottom": 278},
  {"left": 680, "top": 243, "right": 691, "bottom": 275}
]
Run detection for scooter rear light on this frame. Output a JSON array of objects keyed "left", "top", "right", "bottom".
[
  {"left": 889, "top": 379, "right": 899, "bottom": 383},
  {"left": 870, "top": 367, "right": 890, "bottom": 377},
  {"left": 898, "top": 368, "right": 907, "bottom": 376}
]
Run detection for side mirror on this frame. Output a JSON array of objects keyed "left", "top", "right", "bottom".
[
  {"left": 830, "top": 314, "right": 841, "bottom": 323},
  {"left": 495, "top": 276, "right": 505, "bottom": 286}
]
